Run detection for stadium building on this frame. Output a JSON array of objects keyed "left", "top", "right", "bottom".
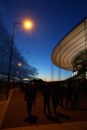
[{"left": 51, "top": 17, "right": 87, "bottom": 80}]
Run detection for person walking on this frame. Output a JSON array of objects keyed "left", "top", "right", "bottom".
[
  {"left": 73, "top": 80, "right": 80, "bottom": 110},
  {"left": 25, "top": 82, "right": 37, "bottom": 118},
  {"left": 51, "top": 86, "right": 59, "bottom": 115},
  {"left": 42, "top": 83, "right": 51, "bottom": 116}
]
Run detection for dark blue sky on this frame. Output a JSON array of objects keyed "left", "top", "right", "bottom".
[{"left": 0, "top": 0, "right": 87, "bottom": 81}]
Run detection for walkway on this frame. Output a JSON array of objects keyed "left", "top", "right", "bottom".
[{"left": 0, "top": 88, "right": 87, "bottom": 130}]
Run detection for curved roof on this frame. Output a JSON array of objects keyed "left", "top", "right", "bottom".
[{"left": 51, "top": 17, "right": 87, "bottom": 71}]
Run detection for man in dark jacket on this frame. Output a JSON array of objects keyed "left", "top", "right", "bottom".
[{"left": 25, "top": 82, "right": 37, "bottom": 118}]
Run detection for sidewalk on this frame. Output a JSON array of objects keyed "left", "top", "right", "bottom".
[
  {"left": 1, "top": 121, "right": 87, "bottom": 130},
  {"left": 0, "top": 88, "right": 87, "bottom": 130},
  {"left": 0, "top": 89, "right": 13, "bottom": 128}
]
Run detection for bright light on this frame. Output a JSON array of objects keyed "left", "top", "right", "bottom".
[
  {"left": 18, "top": 62, "right": 22, "bottom": 66},
  {"left": 23, "top": 78, "right": 29, "bottom": 80},
  {"left": 23, "top": 20, "right": 33, "bottom": 30},
  {"left": 72, "top": 71, "right": 78, "bottom": 77}
]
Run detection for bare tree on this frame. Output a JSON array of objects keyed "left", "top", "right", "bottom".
[{"left": 0, "top": 16, "right": 38, "bottom": 81}]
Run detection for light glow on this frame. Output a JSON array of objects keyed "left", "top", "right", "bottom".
[
  {"left": 23, "top": 78, "right": 29, "bottom": 80},
  {"left": 18, "top": 62, "right": 22, "bottom": 66},
  {"left": 23, "top": 20, "right": 33, "bottom": 30}
]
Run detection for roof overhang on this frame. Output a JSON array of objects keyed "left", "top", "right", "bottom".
[{"left": 51, "top": 17, "right": 87, "bottom": 71}]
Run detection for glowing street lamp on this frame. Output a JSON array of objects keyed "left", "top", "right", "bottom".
[
  {"left": 8, "top": 20, "right": 33, "bottom": 83},
  {"left": 18, "top": 62, "right": 22, "bottom": 67},
  {"left": 23, "top": 20, "right": 33, "bottom": 30}
]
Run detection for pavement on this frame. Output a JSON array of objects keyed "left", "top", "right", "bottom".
[
  {"left": 0, "top": 88, "right": 87, "bottom": 130},
  {"left": 0, "top": 89, "right": 13, "bottom": 128}
]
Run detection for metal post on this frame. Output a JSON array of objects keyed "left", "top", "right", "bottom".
[
  {"left": 8, "top": 23, "right": 15, "bottom": 83},
  {"left": 51, "top": 62, "right": 53, "bottom": 81}
]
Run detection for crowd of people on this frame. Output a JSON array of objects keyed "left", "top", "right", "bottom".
[
  {"left": 0, "top": 79, "right": 86, "bottom": 120},
  {"left": 18, "top": 79, "right": 86, "bottom": 119}
]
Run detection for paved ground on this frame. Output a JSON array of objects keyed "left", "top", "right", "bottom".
[
  {"left": 1, "top": 121, "right": 87, "bottom": 130},
  {"left": 0, "top": 88, "right": 87, "bottom": 130}
]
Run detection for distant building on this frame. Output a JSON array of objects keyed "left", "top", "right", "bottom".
[{"left": 51, "top": 17, "right": 87, "bottom": 79}]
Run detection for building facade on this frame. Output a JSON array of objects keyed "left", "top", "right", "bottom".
[{"left": 51, "top": 17, "right": 87, "bottom": 79}]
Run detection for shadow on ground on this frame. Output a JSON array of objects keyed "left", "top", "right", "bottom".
[{"left": 24, "top": 115, "right": 38, "bottom": 124}]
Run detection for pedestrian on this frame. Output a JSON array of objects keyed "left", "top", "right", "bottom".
[
  {"left": 25, "top": 82, "right": 37, "bottom": 118},
  {"left": 42, "top": 83, "right": 51, "bottom": 116},
  {"left": 65, "top": 80, "right": 74, "bottom": 109},
  {"left": 73, "top": 80, "right": 80, "bottom": 109},
  {"left": 51, "top": 86, "right": 59, "bottom": 114}
]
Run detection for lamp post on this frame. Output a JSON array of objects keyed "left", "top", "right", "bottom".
[
  {"left": 8, "top": 23, "right": 15, "bottom": 83},
  {"left": 8, "top": 20, "right": 33, "bottom": 84}
]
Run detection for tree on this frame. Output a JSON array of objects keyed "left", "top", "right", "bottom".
[{"left": 0, "top": 17, "right": 38, "bottom": 81}]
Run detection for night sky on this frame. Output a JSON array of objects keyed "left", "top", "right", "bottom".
[{"left": 0, "top": 0, "right": 87, "bottom": 81}]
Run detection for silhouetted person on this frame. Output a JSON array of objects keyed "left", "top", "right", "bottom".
[
  {"left": 51, "top": 86, "right": 59, "bottom": 114},
  {"left": 57, "top": 84, "right": 65, "bottom": 108},
  {"left": 73, "top": 80, "right": 80, "bottom": 109},
  {"left": 25, "top": 82, "right": 37, "bottom": 118},
  {"left": 65, "top": 81, "right": 73, "bottom": 109},
  {"left": 42, "top": 84, "right": 51, "bottom": 116},
  {"left": 5, "top": 82, "right": 9, "bottom": 100}
]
